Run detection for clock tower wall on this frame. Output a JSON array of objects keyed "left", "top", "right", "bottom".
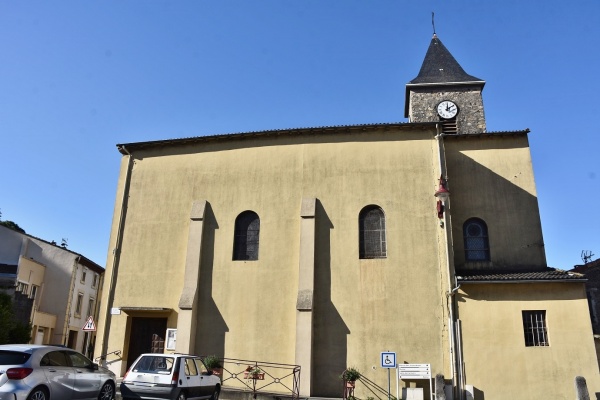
[{"left": 408, "top": 86, "right": 486, "bottom": 134}]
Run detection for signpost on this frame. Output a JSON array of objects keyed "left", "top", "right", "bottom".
[{"left": 380, "top": 352, "right": 396, "bottom": 400}]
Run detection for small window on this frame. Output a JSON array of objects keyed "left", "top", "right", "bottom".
[
  {"left": 359, "top": 205, "right": 387, "bottom": 259},
  {"left": 92, "top": 273, "right": 98, "bottom": 288},
  {"left": 81, "top": 268, "right": 87, "bottom": 284},
  {"left": 463, "top": 218, "right": 490, "bottom": 261},
  {"left": 41, "top": 351, "right": 69, "bottom": 367},
  {"left": 75, "top": 293, "right": 84, "bottom": 316},
  {"left": 185, "top": 358, "right": 198, "bottom": 376},
  {"left": 87, "top": 298, "right": 95, "bottom": 319},
  {"left": 67, "top": 351, "right": 92, "bottom": 368},
  {"left": 196, "top": 358, "right": 208, "bottom": 374},
  {"left": 0, "top": 350, "right": 31, "bottom": 364},
  {"left": 133, "top": 356, "right": 174, "bottom": 372},
  {"left": 522, "top": 310, "right": 549, "bottom": 347},
  {"left": 233, "top": 211, "right": 260, "bottom": 261}
]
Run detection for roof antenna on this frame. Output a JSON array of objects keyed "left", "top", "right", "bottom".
[
  {"left": 582, "top": 250, "right": 595, "bottom": 264},
  {"left": 432, "top": 12, "right": 437, "bottom": 37}
]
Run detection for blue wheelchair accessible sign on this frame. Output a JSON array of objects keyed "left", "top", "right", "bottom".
[{"left": 380, "top": 352, "right": 396, "bottom": 368}]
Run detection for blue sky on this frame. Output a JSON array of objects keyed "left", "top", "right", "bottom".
[{"left": 1, "top": 1, "right": 598, "bottom": 269}]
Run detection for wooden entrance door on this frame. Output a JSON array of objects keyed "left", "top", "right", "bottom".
[{"left": 126, "top": 317, "right": 167, "bottom": 369}]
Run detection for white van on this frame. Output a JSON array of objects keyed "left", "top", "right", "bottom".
[{"left": 120, "top": 353, "right": 221, "bottom": 400}]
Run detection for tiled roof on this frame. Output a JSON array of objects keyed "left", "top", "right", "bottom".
[
  {"left": 457, "top": 269, "right": 586, "bottom": 283},
  {"left": 0, "top": 226, "right": 103, "bottom": 271},
  {"left": 572, "top": 258, "right": 600, "bottom": 273},
  {"left": 408, "top": 35, "right": 484, "bottom": 85},
  {"left": 116, "top": 123, "right": 532, "bottom": 154},
  {"left": 116, "top": 121, "right": 438, "bottom": 153}
]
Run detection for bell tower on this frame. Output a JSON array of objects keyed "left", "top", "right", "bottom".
[{"left": 405, "top": 34, "right": 486, "bottom": 134}]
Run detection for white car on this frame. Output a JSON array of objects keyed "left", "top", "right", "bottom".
[
  {"left": 120, "top": 353, "right": 221, "bottom": 400},
  {"left": 0, "top": 344, "right": 116, "bottom": 400}
]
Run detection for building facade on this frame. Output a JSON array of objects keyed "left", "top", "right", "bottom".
[
  {"left": 95, "top": 35, "right": 599, "bottom": 399},
  {"left": 0, "top": 225, "right": 104, "bottom": 357}
]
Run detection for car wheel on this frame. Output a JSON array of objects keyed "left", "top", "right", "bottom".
[
  {"left": 98, "top": 381, "right": 115, "bottom": 400},
  {"left": 176, "top": 391, "right": 187, "bottom": 400},
  {"left": 211, "top": 386, "right": 221, "bottom": 400},
  {"left": 27, "top": 387, "right": 48, "bottom": 400}
]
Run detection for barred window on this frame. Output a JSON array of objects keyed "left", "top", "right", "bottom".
[
  {"left": 522, "top": 310, "right": 549, "bottom": 347},
  {"left": 233, "top": 211, "right": 260, "bottom": 261},
  {"left": 463, "top": 218, "right": 490, "bottom": 261},
  {"left": 359, "top": 205, "right": 387, "bottom": 259}
]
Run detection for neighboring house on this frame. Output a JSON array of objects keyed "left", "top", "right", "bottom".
[
  {"left": 95, "top": 33, "right": 599, "bottom": 400},
  {"left": 572, "top": 258, "right": 600, "bottom": 364},
  {"left": 572, "top": 258, "right": 600, "bottom": 334},
  {"left": 0, "top": 225, "right": 104, "bottom": 357}
]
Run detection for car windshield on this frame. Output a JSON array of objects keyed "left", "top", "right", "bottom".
[
  {"left": 132, "top": 356, "right": 174, "bottom": 373},
  {"left": 0, "top": 350, "right": 31, "bottom": 365}
]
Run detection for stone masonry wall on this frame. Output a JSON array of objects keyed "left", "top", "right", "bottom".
[{"left": 408, "top": 86, "right": 486, "bottom": 134}]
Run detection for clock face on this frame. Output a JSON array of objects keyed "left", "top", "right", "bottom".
[{"left": 437, "top": 100, "right": 458, "bottom": 119}]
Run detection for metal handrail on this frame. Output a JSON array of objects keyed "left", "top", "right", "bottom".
[
  {"left": 357, "top": 373, "right": 398, "bottom": 400},
  {"left": 202, "top": 356, "right": 301, "bottom": 400},
  {"left": 95, "top": 349, "right": 122, "bottom": 364}
]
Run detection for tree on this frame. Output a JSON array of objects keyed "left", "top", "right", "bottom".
[
  {"left": 0, "top": 220, "right": 26, "bottom": 234},
  {"left": 0, "top": 293, "right": 32, "bottom": 344},
  {"left": 0, "top": 294, "right": 12, "bottom": 344}
]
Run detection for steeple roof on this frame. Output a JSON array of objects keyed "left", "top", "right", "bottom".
[
  {"left": 408, "top": 34, "right": 484, "bottom": 85},
  {"left": 404, "top": 34, "right": 485, "bottom": 118}
]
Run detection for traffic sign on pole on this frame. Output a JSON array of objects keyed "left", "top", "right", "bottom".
[
  {"left": 380, "top": 352, "right": 396, "bottom": 368},
  {"left": 82, "top": 316, "right": 96, "bottom": 331}
]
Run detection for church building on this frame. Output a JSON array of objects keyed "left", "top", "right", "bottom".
[{"left": 95, "top": 34, "right": 599, "bottom": 400}]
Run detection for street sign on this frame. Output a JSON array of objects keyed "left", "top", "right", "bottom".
[
  {"left": 380, "top": 352, "right": 396, "bottom": 368},
  {"left": 82, "top": 316, "right": 96, "bottom": 331},
  {"left": 398, "top": 364, "right": 431, "bottom": 379}
]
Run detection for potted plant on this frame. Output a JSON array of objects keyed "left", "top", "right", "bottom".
[
  {"left": 202, "top": 355, "right": 223, "bottom": 376},
  {"left": 341, "top": 367, "right": 361, "bottom": 388},
  {"left": 244, "top": 365, "right": 265, "bottom": 380}
]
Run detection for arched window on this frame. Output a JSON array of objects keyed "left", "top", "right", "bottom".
[
  {"left": 463, "top": 218, "right": 490, "bottom": 261},
  {"left": 233, "top": 211, "right": 260, "bottom": 261},
  {"left": 359, "top": 205, "right": 387, "bottom": 259}
]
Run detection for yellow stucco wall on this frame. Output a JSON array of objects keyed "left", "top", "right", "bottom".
[
  {"left": 457, "top": 282, "right": 600, "bottom": 399},
  {"left": 96, "top": 127, "right": 453, "bottom": 396},
  {"left": 445, "top": 135, "right": 547, "bottom": 270},
  {"left": 94, "top": 127, "right": 597, "bottom": 399}
]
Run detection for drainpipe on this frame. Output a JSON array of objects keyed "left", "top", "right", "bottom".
[
  {"left": 99, "top": 145, "right": 134, "bottom": 367},
  {"left": 435, "top": 125, "right": 460, "bottom": 399},
  {"left": 63, "top": 257, "right": 79, "bottom": 346}
]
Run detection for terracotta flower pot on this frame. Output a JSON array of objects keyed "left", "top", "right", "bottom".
[{"left": 244, "top": 372, "right": 265, "bottom": 380}]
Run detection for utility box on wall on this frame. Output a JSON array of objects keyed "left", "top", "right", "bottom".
[{"left": 401, "top": 388, "right": 424, "bottom": 400}]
